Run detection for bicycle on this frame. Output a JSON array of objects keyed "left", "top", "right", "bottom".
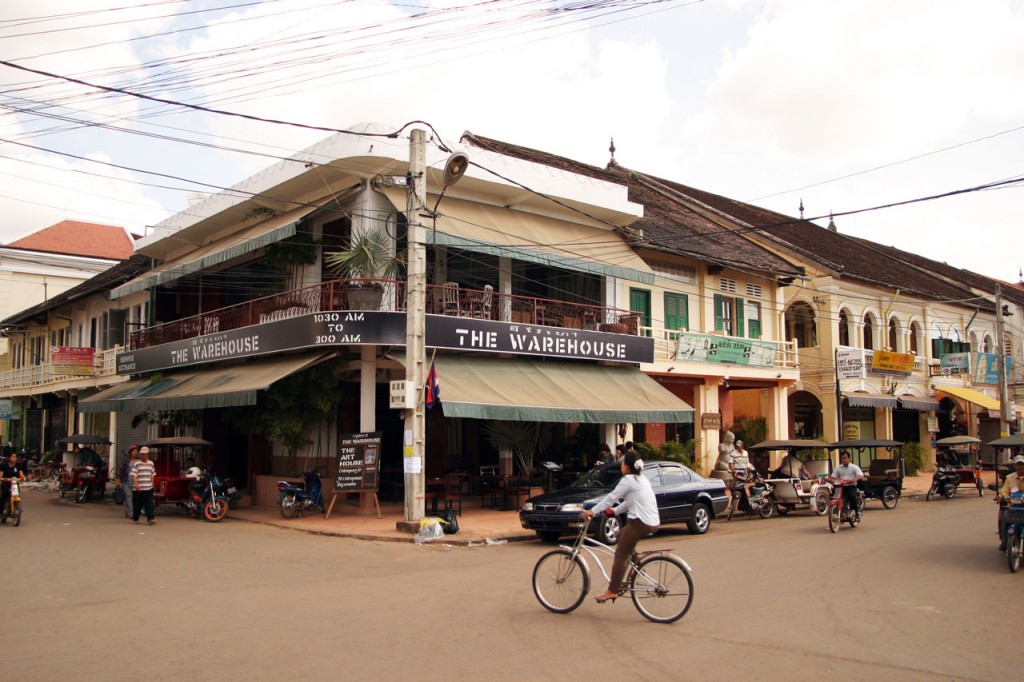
[
  {"left": 531, "top": 515, "right": 694, "bottom": 623},
  {"left": 1, "top": 476, "right": 24, "bottom": 527},
  {"left": 826, "top": 480, "right": 864, "bottom": 533}
]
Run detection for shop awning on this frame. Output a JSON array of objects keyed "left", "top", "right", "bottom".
[
  {"left": 936, "top": 385, "right": 1000, "bottom": 411},
  {"left": 110, "top": 203, "right": 319, "bottom": 299},
  {"left": 78, "top": 352, "right": 334, "bottom": 412},
  {"left": 897, "top": 396, "right": 940, "bottom": 411},
  {"left": 380, "top": 188, "right": 654, "bottom": 284},
  {"left": 400, "top": 354, "right": 693, "bottom": 423},
  {"left": 843, "top": 392, "right": 900, "bottom": 409}
]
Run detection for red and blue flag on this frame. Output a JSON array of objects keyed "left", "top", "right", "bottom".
[{"left": 425, "top": 362, "right": 440, "bottom": 408}]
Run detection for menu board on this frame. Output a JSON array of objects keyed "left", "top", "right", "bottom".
[{"left": 333, "top": 431, "right": 382, "bottom": 493}]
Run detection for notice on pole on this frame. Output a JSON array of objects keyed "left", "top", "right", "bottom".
[{"left": 332, "top": 431, "right": 382, "bottom": 493}]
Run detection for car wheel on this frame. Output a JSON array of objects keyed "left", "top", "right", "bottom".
[
  {"left": 596, "top": 514, "right": 622, "bottom": 545},
  {"left": 686, "top": 503, "right": 710, "bottom": 535},
  {"left": 536, "top": 531, "right": 561, "bottom": 543}
]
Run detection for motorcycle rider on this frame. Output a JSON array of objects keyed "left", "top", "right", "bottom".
[
  {"left": 728, "top": 440, "right": 757, "bottom": 511},
  {"left": 0, "top": 451, "right": 26, "bottom": 522},
  {"left": 831, "top": 450, "right": 866, "bottom": 519},
  {"left": 996, "top": 455, "right": 1024, "bottom": 551}
]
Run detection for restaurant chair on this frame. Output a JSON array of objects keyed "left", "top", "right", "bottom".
[
  {"left": 471, "top": 284, "right": 494, "bottom": 320},
  {"left": 505, "top": 472, "right": 533, "bottom": 512},
  {"left": 443, "top": 474, "right": 463, "bottom": 516},
  {"left": 442, "top": 282, "right": 460, "bottom": 316}
]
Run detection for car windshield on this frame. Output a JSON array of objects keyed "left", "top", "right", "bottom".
[{"left": 571, "top": 465, "right": 622, "bottom": 489}]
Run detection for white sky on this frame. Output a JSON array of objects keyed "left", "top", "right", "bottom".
[{"left": 1, "top": 0, "right": 1022, "bottom": 283}]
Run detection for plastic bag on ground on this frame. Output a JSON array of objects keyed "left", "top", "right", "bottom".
[{"left": 415, "top": 517, "right": 446, "bottom": 544}]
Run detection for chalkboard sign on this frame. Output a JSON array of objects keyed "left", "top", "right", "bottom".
[{"left": 333, "top": 431, "right": 382, "bottom": 493}]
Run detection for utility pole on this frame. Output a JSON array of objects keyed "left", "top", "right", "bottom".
[
  {"left": 399, "top": 128, "right": 427, "bottom": 529},
  {"left": 995, "top": 284, "right": 1010, "bottom": 440},
  {"left": 834, "top": 348, "right": 844, "bottom": 440}
]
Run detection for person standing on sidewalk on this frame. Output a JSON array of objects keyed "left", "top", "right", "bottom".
[
  {"left": 117, "top": 445, "right": 139, "bottom": 519},
  {"left": 131, "top": 446, "right": 157, "bottom": 525}
]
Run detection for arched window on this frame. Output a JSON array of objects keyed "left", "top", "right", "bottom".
[
  {"left": 888, "top": 317, "right": 899, "bottom": 352},
  {"left": 838, "top": 309, "right": 850, "bottom": 346},
  {"left": 863, "top": 312, "right": 876, "bottom": 350},
  {"left": 969, "top": 331, "right": 979, "bottom": 351},
  {"left": 785, "top": 302, "right": 818, "bottom": 348},
  {"left": 983, "top": 335, "right": 993, "bottom": 353},
  {"left": 909, "top": 321, "right": 921, "bottom": 355}
]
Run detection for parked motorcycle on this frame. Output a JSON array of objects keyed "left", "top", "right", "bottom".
[
  {"left": 73, "top": 462, "right": 109, "bottom": 503},
  {"left": 183, "top": 470, "right": 229, "bottom": 522},
  {"left": 277, "top": 466, "right": 326, "bottom": 519},
  {"left": 215, "top": 474, "right": 241, "bottom": 509},
  {"left": 926, "top": 466, "right": 960, "bottom": 501},
  {"left": 727, "top": 474, "right": 776, "bottom": 520}
]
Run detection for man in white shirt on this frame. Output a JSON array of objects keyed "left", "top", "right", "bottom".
[
  {"left": 996, "top": 455, "right": 1024, "bottom": 551},
  {"left": 831, "top": 450, "right": 865, "bottom": 517}
]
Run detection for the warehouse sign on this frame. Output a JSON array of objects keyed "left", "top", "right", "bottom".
[{"left": 117, "top": 311, "right": 653, "bottom": 374}]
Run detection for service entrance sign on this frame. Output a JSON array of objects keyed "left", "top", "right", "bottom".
[{"left": 325, "top": 431, "right": 382, "bottom": 519}]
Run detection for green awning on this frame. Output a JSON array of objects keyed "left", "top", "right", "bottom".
[
  {"left": 380, "top": 188, "right": 654, "bottom": 284},
  {"left": 109, "top": 204, "right": 318, "bottom": 299},
  {"left": 404, "top": 354, "right": 692, "bottom": 423},
  {"left": 78, "top": 353, "right": 334, "bottom": 412}
]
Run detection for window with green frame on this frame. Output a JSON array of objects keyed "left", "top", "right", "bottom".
[
  {"left": 713, "top": 293, "right": 744, "bottom": 337},
  {"left": 747, "top": 300, "right": 761, "bottom": 339},
  {"left": 629, "top": 288, "right": 652, "bottom": 337},
  {"left": 664, "top": 292, "right": 688, "bottom": 339}
]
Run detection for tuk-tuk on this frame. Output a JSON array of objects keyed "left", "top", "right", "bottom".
[
  {"left": 934, "top": 435, "right": 984, "bottom": 497},
  {"left": 827, "top": 439, "right": 904, "bottom": 509},
  {"left": 748, "top": 439, "right": 833, "bottom": 515},
  {"left": 986, "top": 433, "right": 1024, "bottom": 490}
]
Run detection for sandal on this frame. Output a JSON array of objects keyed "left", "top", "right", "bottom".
[{"left": 594, "top": 593, "right": 618, "bottom": 604}]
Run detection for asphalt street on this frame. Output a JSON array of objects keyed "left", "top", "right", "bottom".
[{"left": 4, "top": 487, "right": 1014, "bottom": 681}]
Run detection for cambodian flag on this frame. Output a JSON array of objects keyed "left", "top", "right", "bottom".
[{"left": 425, "top": 362, "right": 440, "bottom": 409}]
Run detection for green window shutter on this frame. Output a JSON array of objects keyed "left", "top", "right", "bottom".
[
  {"left": 664, "top": 293, "right": 688, "bottom": 340},
  {"left": 735, "top": 298, "right": 745, "bottom": 338},
  {"left": 714, "top": 294, "right": 724, "bottom": 331},
  {"left": 749, "top": 319, "right": 761, "bottom": 339}
]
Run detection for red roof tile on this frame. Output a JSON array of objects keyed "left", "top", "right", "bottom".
[{"left": 5, "top": 220, "right": 134, "bottom": 260}]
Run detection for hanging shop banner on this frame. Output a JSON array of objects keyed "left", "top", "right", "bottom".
[
  {"left": 0, "top": 399, "right": 12, "bottom": 420},
  {"left": 869, "top": 350, "right": 915, "bottom": 377},
  {"left": 333, "top": 431, "right": 382, "bottom": 494},
  {"left": 674, "top": 332, "right": 778, "bottom": 367},
  {"left": 836, "top": 348, "right": 865, "bottom": 378},
  {"left": 50, "top": 346, "right": 95, "bottom": 376},
  {"left": 973, "top": 352, "right": 1012, "bottom": 385},
  {"left": 940, "top": 352, "right": 971, "bottom": 376}
]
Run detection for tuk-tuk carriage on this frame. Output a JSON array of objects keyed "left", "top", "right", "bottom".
[
  {"left": 934, "top": 435, "right": 984, "bottom": 497},
  {"left": 986, "top": 433, "right": 1024, "bottom": 490},
  {"left": 748, "top": 439, "right": 833, "bottom": 515},
  {"left": 827, "top": 439, "right": 904, "bottom": 509}
]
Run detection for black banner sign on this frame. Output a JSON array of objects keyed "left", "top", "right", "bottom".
[
  {"left": 117, "top": 311, "right": 654, "bottom": 374},
  {"left": 333, "top": 431, "right": 382, "bottom": 494}
]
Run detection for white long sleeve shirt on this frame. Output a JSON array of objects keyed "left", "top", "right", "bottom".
[{"left": 591, "top": 474, "right": 660, "bottom": 527}]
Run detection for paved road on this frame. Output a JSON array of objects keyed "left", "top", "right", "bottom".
[{"left": 5, "top": 488, "right": 1013, "bottom": 681}]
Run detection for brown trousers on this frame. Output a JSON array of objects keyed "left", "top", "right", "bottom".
[{"left": 608, "top": 518, "right": 659, "bottom": 592}]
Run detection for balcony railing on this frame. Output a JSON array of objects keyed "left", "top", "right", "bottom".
[
  {"left": 129, "top": 279, "right": 643, "bottom": 350},
  {"left": 0, "top": 347, "right": 121, "bottom": 391}
]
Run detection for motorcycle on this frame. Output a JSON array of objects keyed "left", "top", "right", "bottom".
[
  {"left": 1, "top": 477, "right": 23, "bottom": 527},
  {"left": 827, "top": 481, "right": 865, "bottom": 533},
  {"left": 277, "top": 466, "right": 326, "bottom": 519},
  {"left": 73, "top": 461, "right": 110, "bottom": 503},
  {"left": 182, "top": 470, "right": 229, "bottom": 522},
  {"left": 1002, "top": 491, "right": 1024, "bottom": 573},
  {"left": 926, "top": 466, "right": 960, "bottom": 501},
  {"left": 726, "top": 474, "right": 776, "bottom": 520},
  {"left": 215, "top": 474, "right": 241, "bottom": 509}
]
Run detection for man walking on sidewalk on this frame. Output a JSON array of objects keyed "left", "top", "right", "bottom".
[{"left": 131, "top": 446, "right": 157, "bottom": 525}]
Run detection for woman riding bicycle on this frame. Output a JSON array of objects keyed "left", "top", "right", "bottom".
[{"left": 581, "top": 452, "right": 660, "bottom": 604}]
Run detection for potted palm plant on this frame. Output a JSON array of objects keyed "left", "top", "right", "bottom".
[{"left": 324, "top": 228, "right": 404, "bottom": 310}]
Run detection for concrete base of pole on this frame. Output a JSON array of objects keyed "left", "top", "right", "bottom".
[{"left": 395, "top": 520, "right": 420, "bottom": 533}]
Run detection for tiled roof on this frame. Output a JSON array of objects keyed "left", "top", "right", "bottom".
[
  {"left": 2, "top": 254, "right": 152, "bottom": 325},
  {"left": 4, "top": 220, "right": 134, "bottom": 260},
  {"left": 461, "top": 134, "right": 804, "bottom": 278}
]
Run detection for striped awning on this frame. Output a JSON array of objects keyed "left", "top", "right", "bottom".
[{"left": 843, "top": 392, "right": 900, "bottom": 409}]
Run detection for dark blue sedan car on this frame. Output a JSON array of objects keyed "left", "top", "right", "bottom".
[{"left": 519, "top": 461, "right": 729, "bottom": 544}]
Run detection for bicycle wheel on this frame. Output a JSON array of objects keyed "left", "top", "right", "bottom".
[
  {"left": 532, "top": 549, "right": 589, "bottom": 614},
  {"left": 828, "top": 504, "right": 841, "bottom": 533},
  {"left": 630, "top": 555, "right": 694, "bottom": 624}
]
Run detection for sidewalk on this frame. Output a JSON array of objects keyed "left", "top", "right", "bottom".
[{"left": 217, "top": 497, "right": 536, "bottom": 546}]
